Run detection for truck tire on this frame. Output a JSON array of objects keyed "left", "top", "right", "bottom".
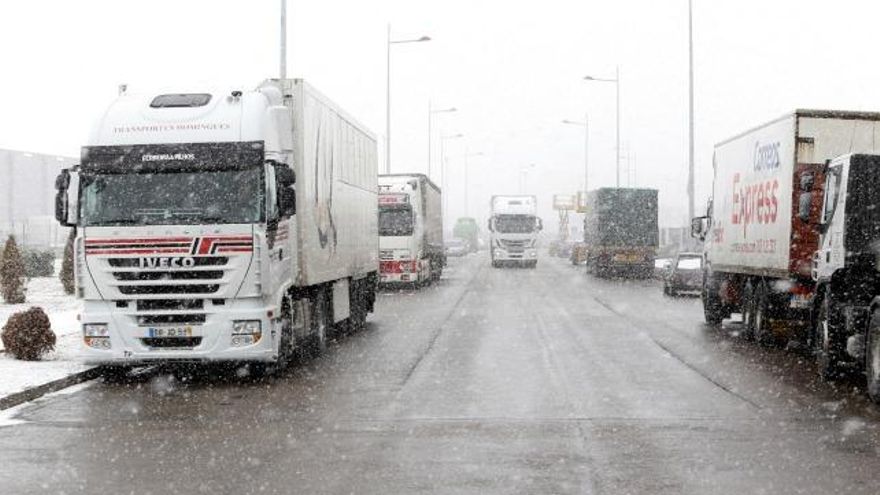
[
  {"left": 275, "top": 297, "right": 295, "bottom": 370},
  {"left": 866, "top": 307, "right": 880, "bottom": 403},
  {"left": 741, "top": 281, "right": 756, "bottom": 340},
  {"left": 753, "top": 281, "right": 774, "bottom": 346},
  {"left": 815, "top": 289, "right": 847, "bottom": 380},
  {"left": 301, "top": 289, "right": 330, "bottom": 359},
  {"left": 701, "top": 272, "right": 725, "bottom": 327},
  {"left": 341, "top": 280, "right": 368, "bottom": 335}
]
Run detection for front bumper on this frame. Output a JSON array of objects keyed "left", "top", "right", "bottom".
[
  {"left": 79, "top": 298, "right": 278, "bottom": 365},
  {"left": 379, "top": 259, "right": 426, "bottom": 284},
  {"left": 492, "top": 248, "right": 538, "bottom": 261}
]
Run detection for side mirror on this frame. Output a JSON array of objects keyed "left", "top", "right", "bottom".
[
  {"left": 537, "top": 218, "right": 543, "bottom": 231},
  {"left": 798, "top": 192, "right": 812, "bottom": 222},
  {"left": 690, "top": 216, "right": 706, "bottom": 240},
  {"left": 274, "top": 163, "right": 295, "bottom": 186},
  {"left": 274, "top": 163, "right": 296, "bottom": 217},
  {"left": 54, "top": 169, "right": 75, "bottom": 227},
  {"left": 487, "top": 219, "right": 494, "bottom": 232}
]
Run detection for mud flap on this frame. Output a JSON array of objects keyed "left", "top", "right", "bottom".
[{"left": 332, "top": 279, "right": 351, "bottom": 323}]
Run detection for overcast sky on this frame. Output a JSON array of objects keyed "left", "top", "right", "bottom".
[{"left": 2, "top": 0, "right": 880, "bottom": 229}]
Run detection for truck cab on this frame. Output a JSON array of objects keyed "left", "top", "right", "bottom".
[
  {"left": 54, "top": 80, "right": 378, "bottom": 371},
  {"left": 813, "top": 153, "right": 880, "bottom": 400},
  {"left": 378, "top": 174, "right": 444, "bottom": 286},
  {"left": 488, "top": 195, "right": 542, "bottom": 268}
]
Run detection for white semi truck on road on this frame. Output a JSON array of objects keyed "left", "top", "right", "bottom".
[
  {"left": 378, "top": 174, "right": 445, "bottom": 286},
  {"left": 488, "top": 195, "right": 542, "bottom": 268},
  {"left": 55, "top": 79, "right": 379, "bottom": 375}
]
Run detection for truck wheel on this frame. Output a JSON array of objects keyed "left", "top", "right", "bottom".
[
  {"left": 741, "top": 281, "right": 756, "bottom": 340},
  {"left": 275, "top": 297, "right": 295, "bottom": 370},
  {"left": 816, "top": 290, "right": 847, "bottom": 380},
  {"left": 302, "top": 290, "right": 330, "bottom": 358},
  {"left": 342, "top": 280, "right": 368, "bottom": 335},
  {"left": 866, "top": 308, "right": 880, "bottom": 403},
  {"left": 702, "top": 272, "right": 725, "bottom": 327},
  {"left": 432, "top": 258, "right": 442, "bottom": 281},
  {"left": 753, "top": 281, "right": 774, "bottom": 346}
]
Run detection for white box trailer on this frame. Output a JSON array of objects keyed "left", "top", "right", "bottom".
[
  {"left": 55, "top": 79, "right": 378, "bottom": 374},
  {"left": 378, "top": 174, "right": 444, "bottom": 285},
  {"left": 285, "top": 80, "right": 379, "bottom": 287},
  {"left": 693, "top": 109, "right": 880, "bottom": 340}
]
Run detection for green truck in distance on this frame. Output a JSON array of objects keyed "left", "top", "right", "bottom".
[
  {"left": 453, "top": 217, "right": 480, "bottom": 253},
  {"left": 583, "top": 188, "right": 658, "bottom": 277}
]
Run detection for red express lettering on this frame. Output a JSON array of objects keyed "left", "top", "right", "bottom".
[{"left": 731, "top": 173, "right": 778, "bottom": 227}]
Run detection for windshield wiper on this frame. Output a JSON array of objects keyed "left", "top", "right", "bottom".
[{"left": 97, "top": 218, "right": 146, "bottom": 226}]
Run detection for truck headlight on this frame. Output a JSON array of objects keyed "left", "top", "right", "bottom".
[
  {"left": 83, "top": 323, "right": 111, "bottom": 349},
  {"left": 232, "top": 320, "right": 262, "bottom": 347},
  {"left": 84, "top": 323, "right": 109, "bottom": 336}
]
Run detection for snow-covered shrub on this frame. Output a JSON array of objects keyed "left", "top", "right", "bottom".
[
  {"left": 60, "top": 229, "right": 75, "bottom": 295},
  {"left": 1, "top": 235, "right": 27, "bottom": 303},
  {"left": 22, "top": 248, "right": 55, "bottom": 278},
  {"left": 1, "top": 306, "right": 56, "bottom": 360}
]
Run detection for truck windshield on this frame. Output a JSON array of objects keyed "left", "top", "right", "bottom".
[
  {"left": 495, "top": 215, "right": 537, "bottom": 234},
  {"left": 80, "top": 167, "right": 264, "bottom": 226},
  {"left": 379, "top": 206, "right": 414, "bottom": 236}
]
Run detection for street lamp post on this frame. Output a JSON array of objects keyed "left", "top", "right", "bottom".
[
  {"left": 280, "top": 0, "right": 287, "bottom": 79},
  {"left": 440, "top": 133, "right": 463, "bottom": 228},
  {"left": 386, "top": 25, "right": 431, "bottom": 174},
  {"left": 687, "top": 0, "right": 695, "bottom": 222},
  {"left": 583, "top": 67, "right": 620, "bottom": 187},
  {"left": 463, "top": 148, "right": 484, "bottom": 218},
  {"left": 519, "top": 163, "right": 536, "bottom": 194},
  {"left": 562, "top": 113, "right": 589, "bottom": 193},
  {"left": 427, "top": 101, "right": 456, "bottom": 180}
]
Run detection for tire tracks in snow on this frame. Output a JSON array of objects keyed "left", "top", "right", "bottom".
[
  {"left": 399, "top": 260, "right": 481, "bottom": 386},
  {"left": 551, "top": 262, "right": 762, "bottom": 411}
]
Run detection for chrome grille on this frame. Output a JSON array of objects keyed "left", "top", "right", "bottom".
[{"left": 104, "top": 256, "right": 230, "bottom": 296}]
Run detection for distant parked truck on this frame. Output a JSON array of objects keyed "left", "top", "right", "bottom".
[
  {"left": 691, "top": 110, "right": 880, "bottom": 351},
  {"left": 54, "top": 79, "right": 379, "bottom": 375},
  {"left": 378, "top": 174, "right": 445, "bottom": 285},
  {"left": 488, "top": 195, "right": 542, "bottom": 268},
  {"left": 582, "top": 188, "right": 658, "bottom": 277},
  {"left": 452, "top": 217, "right": 479, "bottom": 253}
]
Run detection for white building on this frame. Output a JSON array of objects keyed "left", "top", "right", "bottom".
[{"left": 0, "top": 148, "right": 76, "bottom": 247}]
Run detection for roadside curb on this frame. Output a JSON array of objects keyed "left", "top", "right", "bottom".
[{"left": 0, "top": 367, "right": 101, "bottom": 411}]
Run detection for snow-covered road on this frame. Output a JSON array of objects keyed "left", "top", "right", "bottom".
[{"left": 1, "top": 253, "right": 879, "bottom": 494}]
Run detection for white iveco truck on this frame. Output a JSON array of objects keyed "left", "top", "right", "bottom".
[
  {"left": 488, "top": 195, "right": 542, "bottom": 268},
  {"left": 378, "top": 174, "right": 445, "bottom": 286},
  {"left": 54, "top": 79, "right": 378, "bottom": 375}
]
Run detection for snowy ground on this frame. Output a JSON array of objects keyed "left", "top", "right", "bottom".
[{"left": 0, "top": 267, "right": 88, "bottom": 400}]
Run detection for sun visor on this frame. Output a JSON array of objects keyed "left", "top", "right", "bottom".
[{"left": 80, "top": 141, "right": 265, "bottom": 173}]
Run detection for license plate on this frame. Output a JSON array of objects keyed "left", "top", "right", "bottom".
[
  {"left": 147, "top": 326, "right": 194, "bottom": 338},
  {"left": 613, "top": 254, "right": 640, "bottom": 263}
]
